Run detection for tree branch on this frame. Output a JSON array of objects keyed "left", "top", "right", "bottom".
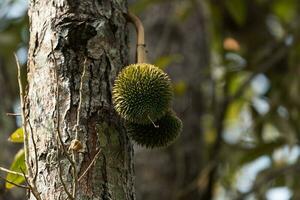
[
  {"left": 78, "top": 148, "right": 101, "bottom": 182},
  {"left": 14, "top": 54, "right": 33, "bottom": 178},
  {"left": 229, "top": 44, "right": 289, "bottom": 102},
  {"left": 0, "top": 166, "right": 27, "bottom": 177},
  {"left": 27, "top": 119, "right": 38, "bottom": 182},
  {"left": 235, "top": 162, "right": 300, "bottom": 200},
  {"left": 0, "top": 175, "right": 29, "bottom": 189},
  {"left": 20, "top": 168, "right": 42, "bottom": 200}
]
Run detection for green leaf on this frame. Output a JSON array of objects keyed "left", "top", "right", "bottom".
[
  {"left": 239, "top": 140, "right": 284, "bottom": 165},
  {"left": 228, "top": 71, "right": 251, "bottom": 97},
  {"left": 8, "top": 128, "right": 24, "bottom": 143},
  {"left": 226, "top": 99, "right": 245, "bottom": 122},
  {"left": 225, "top": 0, "right": 247, "bottom": 26},
  {"left": 6, "top": 149, "right": 26, "bottom": 189}
]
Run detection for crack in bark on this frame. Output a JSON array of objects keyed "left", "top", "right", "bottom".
[
  {"left": 104, "top": 55, "right": 112, "bottom": 105},
  {"left": 100, "top": 154, "right": 113, "bottom": 200}
]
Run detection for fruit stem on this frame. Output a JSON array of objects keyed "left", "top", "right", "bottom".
[
  {"left": 126, "top": 11, "right": 147, "bottom": 63},
  {"left": 148, "top": 115, "right": 159, "bottom": 128}
]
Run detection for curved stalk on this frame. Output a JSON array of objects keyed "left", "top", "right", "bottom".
[{"left": 126, "top": 12, "right": 147, "bottom": 63}]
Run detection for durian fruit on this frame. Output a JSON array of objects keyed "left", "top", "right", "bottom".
[
  {"left": 112, "top": 63, "right": 173, "bottom": 124},
  {"left": 126, "top": 111, "right": 182, "bottom": 148}
]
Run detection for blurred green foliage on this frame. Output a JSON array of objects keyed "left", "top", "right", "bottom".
[
  {"left": 0, "top": 0, "right": 28, "bottom": 198},
  {"left": 130, "top": 0, "right": 300, "bottom": 198}
]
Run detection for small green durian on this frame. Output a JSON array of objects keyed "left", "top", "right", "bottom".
[
  {"left": 126, "top": 111, "right": 182, "bottom": 148},
  {"left": 112, "top": 63, "right": 173, "bottom": 124}
]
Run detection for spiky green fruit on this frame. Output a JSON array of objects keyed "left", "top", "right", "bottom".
[
  {"left": 112, "top": 63, "right": 173, "bottom": 124},
  {"left": 126, "top": 111, "right": 182, "bottom": 148}
]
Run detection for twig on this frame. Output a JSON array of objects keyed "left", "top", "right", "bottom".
[
  {"left": 57, "top": 151, "right": 74, "bottom": 200},
  {"left": 70, "top": 58, "right": 88, "bottom": 198},
  {"left": 0, "top": 166, "right": 27, "bottom": 177},
  {"left": 201, "top": 95, "right": 229, "bottom": 200},
  {"left": 28, "top": 119, "right": 38, "bottom": 182},
  {"left": 20, "top": 168, "right": 42, "bottom": 200},
  {"left": 175, "top": 161, "right": 216, "bottom": 199},
  {"left": 14, "top": 53, "right": 33, "bottom": 178},
  {"left": 0, "top": 175, "right": 29, "bottom": 189},
  {"left": 75, "top": 58, "right": 87, "bottom": 139},
  {"left": 6, "top": 112, "right": 21, "bottom": 116},
  {"left": 78, "top": 149, "right": 101, "bottom": 182}
]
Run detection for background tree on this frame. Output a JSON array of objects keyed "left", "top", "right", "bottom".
[{"left": 131, "top": 0, "right": 300, "bottom": 200}]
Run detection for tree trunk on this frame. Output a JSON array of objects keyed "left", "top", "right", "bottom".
[{"left": 26, "top": 1, "right": 134, "bottom": 199}]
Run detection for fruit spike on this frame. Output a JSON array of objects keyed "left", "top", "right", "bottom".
[
  {"left": 112, "top": 63, "right": 173, "bottom": 124},
  {"left": 126, "top": 111, "right": 182, "bottom": 148}
]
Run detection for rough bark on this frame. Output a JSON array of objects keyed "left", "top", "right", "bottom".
[{"left": 26, "top": 0, "right": 134, "bottom": 199}]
